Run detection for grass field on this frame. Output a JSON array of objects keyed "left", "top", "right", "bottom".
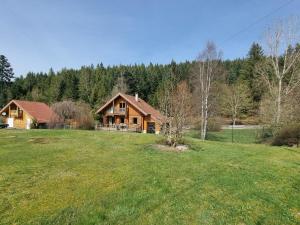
[
  {"left": 0, "top": 129, "right": 299, "bottom": 225},
  {"left": 186, "top": 129, "right": 260, "bottom": 144}
]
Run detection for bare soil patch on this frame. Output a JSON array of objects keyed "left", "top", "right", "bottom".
[
  {"left": 28, "top": 137, "right": 61, "bottom": 144},
  {"left": 153, "top": 144, "right": 189, "bottom": 152}
]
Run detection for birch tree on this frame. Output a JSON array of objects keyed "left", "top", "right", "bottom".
[
  {"left": 193, "top": 42, "right": 222, "bottom": 140},
  {"left": 257, "top": 17, "right": 300, "bottom": 126}
]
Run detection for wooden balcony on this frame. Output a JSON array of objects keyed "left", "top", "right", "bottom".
[
  {"left": 9, "top": 110, "right": 23, "bottom": 118},
  {"left": 95, "top": 123, "right": 141, "bottom": 132},
  {"left": 106, "top": 108, "right": 126, "bottom": 116}
]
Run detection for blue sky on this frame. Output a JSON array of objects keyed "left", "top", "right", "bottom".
[{"left": 1, "top": 0, "right": 299, "bottom": 76}]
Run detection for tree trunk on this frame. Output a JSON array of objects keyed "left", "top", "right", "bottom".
[
  {"left": 276, "top": 79, "right": 282, "bottom": 125},
  {"left": 201, "top": 95, "right": 209, "bottom": 140}
]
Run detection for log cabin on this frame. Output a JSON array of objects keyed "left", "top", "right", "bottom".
[
  {"left": 0, "top": 100, "right": 55, "bottom": 129},
  {"left": 96, "top": 93, "right": 165, "bottom": 134}
]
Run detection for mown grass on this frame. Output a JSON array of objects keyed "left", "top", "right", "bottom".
[
  {"left": 186, "top": 129, "right": 260, "bottom": 144},
  {"left": 0, "top": 129, "right": 299, "bottom": 225}
]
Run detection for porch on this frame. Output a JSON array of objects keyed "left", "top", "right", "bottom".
[{"left": 95, "top": 123, "right": 142, "bottom": 133}]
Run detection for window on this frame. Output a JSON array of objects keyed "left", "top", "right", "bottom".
[
  {"left": 133, "top": 117, "right": 138, "bottom": 124},
  {"left": 107, "top": 106, "right": 113, "bottom": 113},
  {"left": 119, "top": 102, "right": 126, "bottom": 112}
]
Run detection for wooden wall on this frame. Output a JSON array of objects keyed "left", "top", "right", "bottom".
[
  {"left": 2, "top": 103, "right": 32, "bottom": 129},
  {"left": 101, "top": 96, "right": 161, "bottom": 133}
]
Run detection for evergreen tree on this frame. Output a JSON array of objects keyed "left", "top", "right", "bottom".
[
  {"left": 240, "top": 43, "right": 264, "bottom": 103},
  {"left": 248, "top": 42, "right": 264, "bottom": 61},
  {"left": 0, "top": 55, "right": 14, "bottom": 107},
  {"left": 0, "top": 55, "right": 14, "bottom": 84}
]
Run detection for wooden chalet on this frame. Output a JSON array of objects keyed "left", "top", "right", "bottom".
[
  {"left": 0, "top": 100, "right": 55, "bottom": 129},
  {"left": 96, "top": 93, "right": 165, "bottom": 134}
]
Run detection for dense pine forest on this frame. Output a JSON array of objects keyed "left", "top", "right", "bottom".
[{"left": 1, "top": 43, "right": 264, "bottom": 112}]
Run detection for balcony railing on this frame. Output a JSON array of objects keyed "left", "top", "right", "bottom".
[
  {"left": 95, "top": 123, "right": 141, "bottom": 132},
  {"left": 10, "top": 110, "right": 23, "bottom": 118},
  {"left": 106, "top": 108, "right": 126, "bottom": 115}
]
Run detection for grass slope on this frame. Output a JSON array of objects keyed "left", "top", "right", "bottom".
[{"left": 0, "top": 130, "right": 299, "bottom": 225}]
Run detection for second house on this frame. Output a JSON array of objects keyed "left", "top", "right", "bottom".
[{"left": 96, "top": 93, "right": 165, "bottom": 134}]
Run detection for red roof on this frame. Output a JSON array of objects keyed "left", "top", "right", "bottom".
[
  {"left": 96, "top": 93, "right": 165, "bottom": 123},
  {"left": 0, "top": 100, "right": 55, "bottom": 123}
]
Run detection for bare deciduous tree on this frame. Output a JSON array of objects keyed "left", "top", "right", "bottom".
[
  {"left": 111, "top": 75, "right": 128, "bottom": 96},
  {"left": 192, "top": 41, "right": 222, "bottom": 140},
  {"left": 261, "top": 87, "right": 300, "bottom": 127},
  {"left": 158, "top": 81, "right": 192, "bottom": 147},
  {"left": 221, "top": 81, "right": 252, "bottom": 126},
  {"left": 257, "top": 17, "right": 300, "bottom": 126},
  {"left": 50, "top": 100, "right": 94, "bottom": 129}
]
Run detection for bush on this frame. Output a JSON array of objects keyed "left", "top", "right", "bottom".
[
  {"left": 193, "top": 117, "right": 222, "bottom": 132},
  {"left": 75, "top": 102, "right": 95, "bottom": 130},
  {"left": 50, "top": 101, "right": 94, "bottom": 130},
  {"left": 256, "top": 126, "right": 273, "bottom": 143},
  {"left": 207, "top": 117, "right": 222, "bottom": 132},
  {"left": 30, "top": 118, "right": 38, "bottom": 129},
  {"left": 272, "top": 125, "right": 300, "bottom": 147}
]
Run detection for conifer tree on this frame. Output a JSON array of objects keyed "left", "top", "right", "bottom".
[
  {"left": 0, "top": 55, "right": 14, "bottom": 84},
  {"left": 0, "top": 55, "right": 14, "bottom": 107}
]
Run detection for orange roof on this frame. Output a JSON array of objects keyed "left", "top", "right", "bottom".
[
  {"left": 0, "top": 100, "right": 55, "bottom": 123},
  {"left": 96, "top": 93, "right": 165, "bottom": 123}
]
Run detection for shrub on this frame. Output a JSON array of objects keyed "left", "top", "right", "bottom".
[
  {"left": 50, "top": 101, "right": 94, "bottom": 130},
  {"left": 272, "top": 125, "right": 300, "bottom": 147},
  {"left": 207, "top": 117, "right": 222, "bottom": 132},
  {"left": 48, "top": 114, "right": 64, "bottom": 129},
  {"left": 30, "top": 118, "right": 38, "bottom": 129},
  {"left": 256, "top": 126, "right": 273, "bottom": 143},
  {"left": 75, "top": 102, "right": 95, "bottom": 130},
  {"left": 193, "top": 117, "right": 222, "bottom": 133}
]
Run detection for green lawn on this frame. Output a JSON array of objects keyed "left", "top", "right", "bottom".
[
  {"left": 186, "top": 129, "right": 260, "bottom": 144},
  {"left": 0, "top": 130, "right": 299, "bottom": 225}
]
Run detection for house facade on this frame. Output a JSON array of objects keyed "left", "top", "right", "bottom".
[
  {"left": 96, "top": 93, "right": 165, "bottom": 134},
  {"left": 0, "top": 100, "right": 55, "bottom": 129}
]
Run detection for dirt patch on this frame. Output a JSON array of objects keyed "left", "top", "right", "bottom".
[
  {"left": 28, "top": 137, "right": 60, "bottom": 144},
  {"left": 3, "top": 136, "right": 16, "bottom": 138},
  {"left": 153, "top": 144, "right": 189, "bottom": 152},
  {"left": 295, "top": 211, "right": 300, "bottom": 219}
]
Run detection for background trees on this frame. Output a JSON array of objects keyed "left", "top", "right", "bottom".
[
  {"left": 257, "top": 17, "right": 300, "bottom": 127},
  {"left": 0, "top": 55, "right": 14, "bottom": 107},
  {"left": 221, "top": 81, "right": 252, "bottom": 126},
  {"left": 191, "top": 42, "right": 223, "bottom": 140},
  {"left": 111, "top": 74, "right": 128, "bottom": 97}
]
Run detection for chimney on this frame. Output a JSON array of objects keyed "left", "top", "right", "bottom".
[{"left": 135, "top": 93, "right": 138, "bottom": 102}]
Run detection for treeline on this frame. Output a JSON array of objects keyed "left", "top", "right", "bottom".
[{"left": 1, "top": 43, "right": 264, "bottom": 112}]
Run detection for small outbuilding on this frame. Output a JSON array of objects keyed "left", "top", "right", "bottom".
[{"left": 0, "top": 100, "right": 54, "bottom": 129}]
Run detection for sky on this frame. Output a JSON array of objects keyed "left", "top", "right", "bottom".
[{"left": 1, "top": 0, "right": 299, "bottom": 76}]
